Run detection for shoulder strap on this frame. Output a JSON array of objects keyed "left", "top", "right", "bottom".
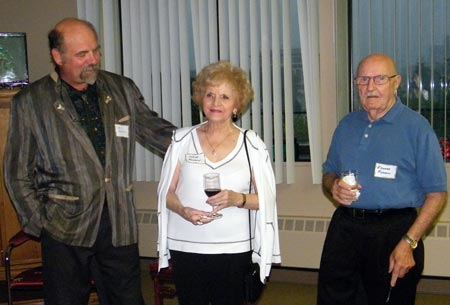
[{"left": 243, "top": 130, "right": 253, "bottom": 249}]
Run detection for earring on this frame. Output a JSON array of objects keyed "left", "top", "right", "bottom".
[{"left": 233, "top": 111, "right": 238, "bottom": 120}]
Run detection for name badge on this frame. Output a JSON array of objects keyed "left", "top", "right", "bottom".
[
  {"left": 374, "top": 163, "right": 397, "bottom": 179},
  {"left": 115, "top": 124, "right": 129, "bottom": 138},
  {"left": 186, "top": 153, "right": 205, "bottom": 164}
]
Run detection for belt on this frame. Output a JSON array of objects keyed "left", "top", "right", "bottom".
[{"left": 342, "top": 207, "right": 416, "bottom": 219}]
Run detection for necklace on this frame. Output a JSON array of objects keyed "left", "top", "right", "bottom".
[{"left": 205, "top": 128, "right": 235, "bottom": 156}]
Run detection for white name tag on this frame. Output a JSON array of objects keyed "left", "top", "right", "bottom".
[
  {"left": 186, "top": 153, "right": 205, "bottom": 164},
  {"left": 374, "top": 163, "right": 397, "bottom": 179},
  {"left": 115, "top": 124, "right": 129, "bottom": 138}
]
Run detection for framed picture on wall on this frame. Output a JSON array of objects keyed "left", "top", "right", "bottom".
[{"left": 0, "top": 32, "right": 29, "bottom": 89}]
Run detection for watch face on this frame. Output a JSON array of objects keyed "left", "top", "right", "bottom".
[{"left": 404, "top": 235, "right": 418, "bottom": 249}]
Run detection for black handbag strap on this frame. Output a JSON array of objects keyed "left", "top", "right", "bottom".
[{"left": 243, "top": 130, "right": 253, "bottom": 250}]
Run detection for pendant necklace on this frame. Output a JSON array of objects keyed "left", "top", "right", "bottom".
[{"left": 205, "top": 128, "right": 234, "bottom": 156}]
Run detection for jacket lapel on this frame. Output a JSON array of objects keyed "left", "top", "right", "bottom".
[{"left": 51, "top": 73, "right": 104, "bottom": 170}]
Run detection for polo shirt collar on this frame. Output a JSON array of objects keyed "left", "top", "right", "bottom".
[{"left": 361, "top": 97, "right": 403, "bottom": 124}]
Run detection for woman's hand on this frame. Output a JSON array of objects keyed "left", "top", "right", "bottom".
[
  {"left": 206, "top": 189, "right": 244, "bottom": 212},
  {"left": 167, "top": 172, "right": 215, "bottom": 225},
  {"left": 179, "top": 206, "right": 216, "bottom": 226}
]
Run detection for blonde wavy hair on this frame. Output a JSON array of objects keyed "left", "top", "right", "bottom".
[{"left": 192, "top": 61, "right": 254, "bottom": 117}]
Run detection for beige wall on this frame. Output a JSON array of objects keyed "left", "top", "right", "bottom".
[
  {"left": 2, "top": 0, "right": 450, "bottom": 275},
  {"left": 136, "top": 0, "right": 450, "bottom": 276},
  {"left": 0, "top": 0, "right": 77, "bottom": 81}
]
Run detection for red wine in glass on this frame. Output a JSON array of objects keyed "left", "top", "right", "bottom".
[
  {"left": 203, "top": 173, "right": 223, "bottom": 218},
  {"left": 205, "top": 189, "right": 221, "bottom": 197}
]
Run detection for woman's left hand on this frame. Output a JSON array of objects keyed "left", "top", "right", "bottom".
[{"left": 206, "top": 189, "right": 243, "bottom": 212}]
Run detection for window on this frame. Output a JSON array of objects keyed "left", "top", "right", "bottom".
[
  {"left": 186, "top": 1, "right": 310, "bottom": 162},
  {"left": 119, "top": 0, "right": 319, "bottom": 183},
  {"left": 79, "top": 0, "right": 322, "bottom": 183},
  {"left": 351, "top": 0, "right": 450, "bottom": 160}
]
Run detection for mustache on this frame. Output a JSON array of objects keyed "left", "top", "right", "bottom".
[
  {"left": 82, "top": 64, "right": 99, "bottom": 73},
  {"left": 364, "top": 93, "right": 380, "bottom": 98},
  {"left": 81, "top": 64, "right": 99, "bottom": 85}
]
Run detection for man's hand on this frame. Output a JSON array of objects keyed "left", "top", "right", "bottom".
[
  {"left": 322, "top": 172, "right": 361, "bottom": 205},
  {"left": 331, "top": 178, "right": 361, "bottom": 205},
  {"left": 388, "top": 239, "right": 416, "bottom": 287}
]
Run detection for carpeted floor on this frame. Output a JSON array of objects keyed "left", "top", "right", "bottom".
[
  {"left": 257, "top": 282, "right": 450, "bottom": 305},
  {"left": 141, "top": 259, "right": 450, "bottom": 305},
  {"left": 0, "top": 281, "right": 98, "bottom": 305},
  {"left": 0, "top": 281, "right": 42, "bottom": 303},
  {"left": 0, "top": 288, "right": 99, "bottom": 305},
  {"left": 142, "top": 280, "right": 450, "bottom": 305},
  {"left": 2, "top": 259, "right": 450, "bottom": 305}
]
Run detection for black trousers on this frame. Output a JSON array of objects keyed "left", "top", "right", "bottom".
[
  {"left": 317, "top": 206, "right": 424, "bottom": 305},
  {"left": 170, "top": 250, "right": 251, "bottom": 305},
  {"left": 41, "top": 206, "right": 145, "bottom": 305}
]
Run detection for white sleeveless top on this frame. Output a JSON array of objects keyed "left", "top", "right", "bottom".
[{"left": 167, "top": 129, "right": 252, "bottom": 254}]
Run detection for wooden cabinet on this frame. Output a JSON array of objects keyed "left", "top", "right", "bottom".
[{"left": 0, "top": 89, "right": 41, "bottom": 281}]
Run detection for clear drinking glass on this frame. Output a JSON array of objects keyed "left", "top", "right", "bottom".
[
  {"left": 340, "top": 170, "right": 360, "bottom": 200},
  {"left": 203, "top": 172, "right": 223, "bottom": 218}
]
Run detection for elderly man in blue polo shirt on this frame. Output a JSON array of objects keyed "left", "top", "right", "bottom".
[{"left": 317, "top": 53, "right": 447, "bottom": 305}]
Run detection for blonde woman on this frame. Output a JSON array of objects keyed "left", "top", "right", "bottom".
[{"left": 157, "top": 61, "right": 281, "bottom": 305}]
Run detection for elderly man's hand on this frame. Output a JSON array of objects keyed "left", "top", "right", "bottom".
[
  {"left": 388, "top": 240, "right": 416, "bottom": 287},
  {"left": 332, "top": 178, "right": 362, "bottom": 205}
]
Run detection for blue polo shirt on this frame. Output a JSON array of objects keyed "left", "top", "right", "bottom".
[{"left": 323, "top": 99, "right": 447, "bottom": 209}]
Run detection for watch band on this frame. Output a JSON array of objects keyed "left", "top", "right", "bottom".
[
  {"left": 403, "top": 234, "right": 418, "bottom": 250},
  {"left": 239, "top": 193, "right": 247, "bottom": 208}
]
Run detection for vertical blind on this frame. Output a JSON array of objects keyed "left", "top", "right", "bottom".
[
  {"left": 78, "top": 0, "right": 322, "bottom": 183},
  {"left": 352, "top": 0, "right": 450, "bottom": 159},
  {"left": 78, "top": 0, "right": 121, "bottom": 74}
]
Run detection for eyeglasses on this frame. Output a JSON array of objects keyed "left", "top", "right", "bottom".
[{"left": 354, "top": 75, "right": 398, "bottom": 86}]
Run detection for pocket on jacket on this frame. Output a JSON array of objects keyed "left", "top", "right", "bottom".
[{"left": 45, "top": 193, "right": 83, "bottom": 219}]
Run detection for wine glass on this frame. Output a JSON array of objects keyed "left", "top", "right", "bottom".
[{"left": 203, "top": 172, "right": 223, "bottom": 218}]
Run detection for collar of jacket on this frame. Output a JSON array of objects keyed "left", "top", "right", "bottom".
[{"left": 50, "top": 70, "right": 106, "bottom": 93}]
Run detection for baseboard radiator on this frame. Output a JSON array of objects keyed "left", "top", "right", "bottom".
[{"left": 137, "top": 209, "right": 450, "bottom": 277}]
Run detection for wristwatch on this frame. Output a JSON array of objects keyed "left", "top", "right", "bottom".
[{"left": 403, "top": 234, "right": 418, "bottom": 250}]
